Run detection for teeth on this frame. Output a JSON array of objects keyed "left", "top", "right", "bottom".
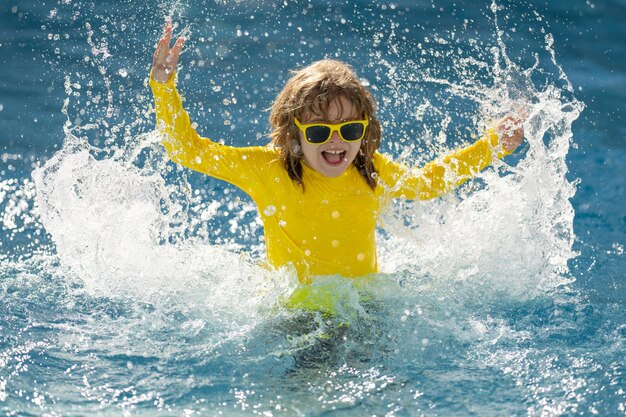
[{"left": 324, "top": 150, "right": 344, "bottom": 154}]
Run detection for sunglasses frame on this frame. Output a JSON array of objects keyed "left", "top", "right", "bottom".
[{"left": 294, "top": 117, "right": 369, "bottom": 145}]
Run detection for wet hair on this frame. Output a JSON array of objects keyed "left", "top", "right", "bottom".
[{"left": 269, "top": 59, "right": 382, "bottom": 190}]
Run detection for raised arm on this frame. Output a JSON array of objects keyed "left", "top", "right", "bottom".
[
  {"left": 376, "top": 116, "right": 524, "bottom": 200},
  {"left": 149, "top": 21, "right": 275, "bottom": 198},
  {"left": 150, "top": 21, "right": 214, "bottom": 173}
]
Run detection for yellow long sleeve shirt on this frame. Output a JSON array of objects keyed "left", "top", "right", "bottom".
[{"left": 150, "top": 76, "right": 507, "bottom": 282}]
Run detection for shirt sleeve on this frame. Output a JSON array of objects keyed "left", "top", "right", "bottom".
[
  {"left": 374, "top": 131, "right": 511, "bottom": 201},
  {"left": 149, "top": 74, "right": 275, "bottom": 199}
]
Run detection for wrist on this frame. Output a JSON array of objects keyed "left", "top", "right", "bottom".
[
  {"left": 485, "top": 128, "right": 512, "bottom": 159},
  {"left": 151, "top": 73, "right": 171, "bottom": 84},
  {"left": 149, "top": 70, "right": 177, "bottom": 90}
]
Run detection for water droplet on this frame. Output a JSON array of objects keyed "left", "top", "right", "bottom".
[
  {"left": 304, "top": 249, "right": 311, "bottom": 256},
  {"left": 332, "top": 240, "right": 339, "bottom": 248},
  {"left": 279, "top": 220, "right": 287, "bottom": 227},
  {"left": 118, "top": 68, "right": 128, "bottom": 78},
  {"left": 263, "top": 205, "right": 276, "bottom": 216},
  {"left": 357, "top": 253, "right": 365, "bottom": 262},
  {"left": 332, "top": 211, "right": 340, "bottom": 219}
]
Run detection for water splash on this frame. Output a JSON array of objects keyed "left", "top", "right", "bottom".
[
  {"left": 23, "top": 0, "right": 583, "bottom": 354},
  {"left": 374, "top": 2, "right": 583, "bottom": 305},
  {"left": 379, "top": 84, "right": 581, "bottom": 301},
  {"left": 4, "top": 1, "right": 612, "bottom": 416}
]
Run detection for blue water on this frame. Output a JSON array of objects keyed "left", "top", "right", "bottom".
[{"left": 1, "top": 1, "right": 625, "bottom": 416}]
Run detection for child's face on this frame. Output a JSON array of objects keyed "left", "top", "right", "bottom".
[{"left": 298, "top": 96, "right": 362, "bottom": 178}]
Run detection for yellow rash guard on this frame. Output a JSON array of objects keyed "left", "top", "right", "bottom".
[{"left": 150, "top": 76, "right": 508, "bottom": 282}]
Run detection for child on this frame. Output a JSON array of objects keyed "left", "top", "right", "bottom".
[{"left": 150, "top": 22, "right": 523, "bottom": 283}]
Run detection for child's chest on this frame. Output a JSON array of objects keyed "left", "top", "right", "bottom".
[{"left": 257, "top": 170, "right": 380, "bottom": 237}]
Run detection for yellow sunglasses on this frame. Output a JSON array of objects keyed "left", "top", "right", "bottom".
[{"left": 295, "top": 117, "right": 369, "bottom": 144}]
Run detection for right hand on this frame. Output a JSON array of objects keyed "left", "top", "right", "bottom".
[{"left": 151, "top": 20, "right": 185, "bottom": 84}]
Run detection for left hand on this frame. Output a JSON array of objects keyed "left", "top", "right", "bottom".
[{"left": 494, "top": 114, "right": 525, "bottom": 153}]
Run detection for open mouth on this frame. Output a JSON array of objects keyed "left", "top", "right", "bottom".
[{"left": 321, "top": 150, "right": 346, "bottom": 165}]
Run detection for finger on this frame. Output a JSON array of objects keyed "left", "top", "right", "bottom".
[
  {"left": 502, "top": 114, "right": 521, "bottom": 128},
  {"left": 513, "top": 104, "right": 530, "bottom": 121},
  {"left": 171, "top": 37, "right": 185, "bottom": 61},
  {"left": 154, "top": 38, "right": 169, "bottom": 64},
  {"left": 162, "top": 20, "right": 173, "bottom": 49},
  {"left": 155, "top": 19, "right": 173, "bottom": 57},
  {"left": 153, "top": 39, "right": 164, "bottom": 64},
  {"left": 507, "top": 113, "right": 523, "bottom": 125}
]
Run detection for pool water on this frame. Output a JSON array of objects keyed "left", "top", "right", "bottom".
[{"left": 1, "top": 1, "right": 625, "bottom": 416}]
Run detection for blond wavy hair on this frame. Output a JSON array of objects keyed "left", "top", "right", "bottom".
[{"left": 269, "top": 59, "right": 382, "bottom": 190}]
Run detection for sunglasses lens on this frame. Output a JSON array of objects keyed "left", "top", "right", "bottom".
[
  {"left": 305, "top": 125, "right": 331, "bottom": 144},
  {"left": 340, "top": 122, "right": 365, "bottom": 141}
]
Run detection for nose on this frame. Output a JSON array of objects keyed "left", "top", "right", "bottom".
[{"left": 328, "top": 129, "right": 341, "bottom": 143}]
